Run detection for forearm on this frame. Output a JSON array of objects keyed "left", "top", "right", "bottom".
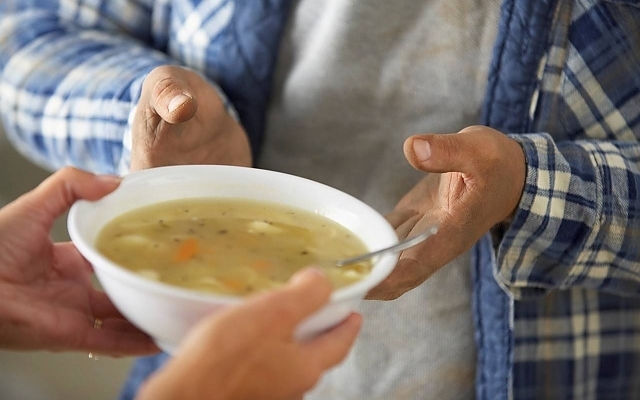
[
  {"left": 0, "top": 7, "right": 177, "bottom": 173},
  {"left": 496, "top": 133, "right": 640, "bottom": 298}
]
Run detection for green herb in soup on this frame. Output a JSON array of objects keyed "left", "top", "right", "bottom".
[{"left": 95, "top": 198, "right": 372, "bottom": 296}]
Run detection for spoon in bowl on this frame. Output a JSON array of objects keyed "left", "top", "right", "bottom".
[{"left": 333, "top": 222, "right": 439, "bottom": 267}]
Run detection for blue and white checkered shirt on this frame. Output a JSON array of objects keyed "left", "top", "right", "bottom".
[
  {"left": 2, "top": 1, "right": 640, "bottom": 399},
  {"left": 489, "top": 1, "right": 640, "bottom": 399},
  {"left": 0, "top": 0, "right": 239, "bottom": 175}
]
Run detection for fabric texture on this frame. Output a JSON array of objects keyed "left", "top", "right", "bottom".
[
  {"left": 0, "top": 0, "right": 290, "bottom": 173},
  {"left": 261, "top": 1, "right": 500, "bottom": 398},
  {"left": 477, "top": 0, "right": 640, "bottom": 399},
  {"left": 3, "top": 0, "right": 640, "bottom": 399}
]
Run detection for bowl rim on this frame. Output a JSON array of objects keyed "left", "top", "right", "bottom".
[{"left": 68, "top": 165, "right": 400, "bottom": 304}]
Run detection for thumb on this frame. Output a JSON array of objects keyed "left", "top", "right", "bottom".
[
  {"left": 146, "top": 66, "right": 198, "bottom": 124},
  {"left": 241, "top": 268, "right": 333, "bottom": 336},
  {"left": 403, "top": 132, "right": 473, "bottom": 173},
  {"left": 21, "top": 167, "right": 121, "bottom": 225}
]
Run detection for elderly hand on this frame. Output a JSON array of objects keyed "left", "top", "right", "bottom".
[
  {"left": 137, "top": 269, "right": 362, "bottom": 400},
  {"left": 130, "top": 65, "right": 252, "bottom": 171},
  {"left": 0, "top": 167, "right": 158, "bottom": 355},
  {"left": 367, "top": 126, "right": 526, "bottom": 300}
]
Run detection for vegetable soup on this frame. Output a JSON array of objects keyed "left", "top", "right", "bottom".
[{"left": 95, "top": 198, "right": 372, "bottom": 296}]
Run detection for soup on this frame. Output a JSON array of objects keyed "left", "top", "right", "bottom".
[{"left": 95, "top": 198, "right": 372, "bottom": 296}]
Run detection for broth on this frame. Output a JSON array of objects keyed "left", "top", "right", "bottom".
[{"left": 95, "top": 198, "right": 372, "bottom": 296}]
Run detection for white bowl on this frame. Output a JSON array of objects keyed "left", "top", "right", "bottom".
[{"left": 68, "top": 165, "right": 399, "bottom": 354}]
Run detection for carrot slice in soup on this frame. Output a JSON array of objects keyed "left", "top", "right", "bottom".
[
  {"left": 222, "top": 278, "right": 245, "bottom": 292},
  {"left": 174, "top": 237, "right": 199, "bottom": 262},
  {"left": 250, "top": 259, "right": 272, "bottom": 271}
]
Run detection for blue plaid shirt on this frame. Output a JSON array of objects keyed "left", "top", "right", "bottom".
[
  {"left": 2, "top": 1, "right": 640, "bottom": 399},
  {"left": 482, "top": 1, "right": 640, "bottom": 399}
]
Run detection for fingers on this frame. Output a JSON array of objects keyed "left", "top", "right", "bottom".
[
  {"left": 302, "top": 313, "right": 362, "bottom": 369},
  {"left": 81, "top": 327, "right": 160, "bottom": 357},
  {"left": 369, "top": 214, "right": 470, "bottom": 301},
  {"left": 395, "top": 212, "right": 422, "bottom": 239},
  {"left": 22, "top": 167, "right": 120, "bottom": 224},
  {"left": 89, "top": 290, "right": 129, "bottom": 320},
  {"left": 385, "top": 208, "right": 419, "bottom": 229},
  {"left": 77, "top": 305, "right": 159, "bottom": 356},
  {"left": 36, "top": 305, "right": 158, "bottom": 356},
  {"left": 386, "top": 209, "right": 424, "bottom": 243},
  {"left": 404, "top": 131, "right": 478, "bottom": 174},
  {"left": 275, "top": 268, "right": 334, "bottom": 329},
  {"left": 145, "top": 66, "right": 198, "bottom": 124},
  {"left": 53, "top": 242, "right": 96, "bottom": 280},
  {"left": 365, "top": 258, "right": 424, "bottom": 300},
  {"left": 247, "top": 268, "right": 333, "bottom": 334},
  {"left": 366, "top": 211, "right": 450, "bottom": 301}
]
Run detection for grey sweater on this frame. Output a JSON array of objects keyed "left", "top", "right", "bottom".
[{"left": 260, "top": 1, "right": 501, "bottom": 398}]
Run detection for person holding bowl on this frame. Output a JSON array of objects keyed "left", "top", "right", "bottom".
[
  {"left": 3, "top": 1, "right": 640, "bottom": 399},
  {"left": 0, "top": 167, "right": 362, "bottom": 400}
]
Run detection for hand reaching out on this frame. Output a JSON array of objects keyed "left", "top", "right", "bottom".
[
  {"left": 137, "top": 269, "right": 362, "bottom": 400},
  {"left": 0, "top": 167, "right": 361, "bottom": 400},
  {"left": 130, "top": 65, "right": 252, "bottom": 171},
  {"left": 0, "top": 167, "right": 158, "bottom": 355},
  {"left": 368, "top": 126, "right": 526, "bottom": 300}
]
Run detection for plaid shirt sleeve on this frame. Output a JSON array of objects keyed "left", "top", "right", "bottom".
[
  {"left": 0, "top": 0, "right": 235, "bottom": 175},
  {"left": 496, "top": 134, "right": 640, "bottom": 299},
  {"left": 492, "top": 0, "right": 640, "bottom": 302}
]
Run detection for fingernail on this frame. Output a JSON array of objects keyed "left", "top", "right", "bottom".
[
  {"left": 168, "top": 94, "right": 191, "bottom": 113},
  {"left": 289, "top": 268, "right": 324, "bottom": 286},
  {"left": 97, "top": 174, "right": 122, "bottom": 184},
  {"left": 413, "top": 139, "right": 431, "bottom": 161}
]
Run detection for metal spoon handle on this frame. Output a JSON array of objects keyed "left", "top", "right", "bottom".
[{"left": 335, "top": 223, "right": 439, "bottom": 267}]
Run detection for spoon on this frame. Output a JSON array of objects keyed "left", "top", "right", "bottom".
[{"left": 334, "top": 222, "right": 439, "bottom": 267}]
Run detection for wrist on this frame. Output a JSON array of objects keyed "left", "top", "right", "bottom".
[{"left": 502, "top": 137, "right": 527, "bottom": 226}]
